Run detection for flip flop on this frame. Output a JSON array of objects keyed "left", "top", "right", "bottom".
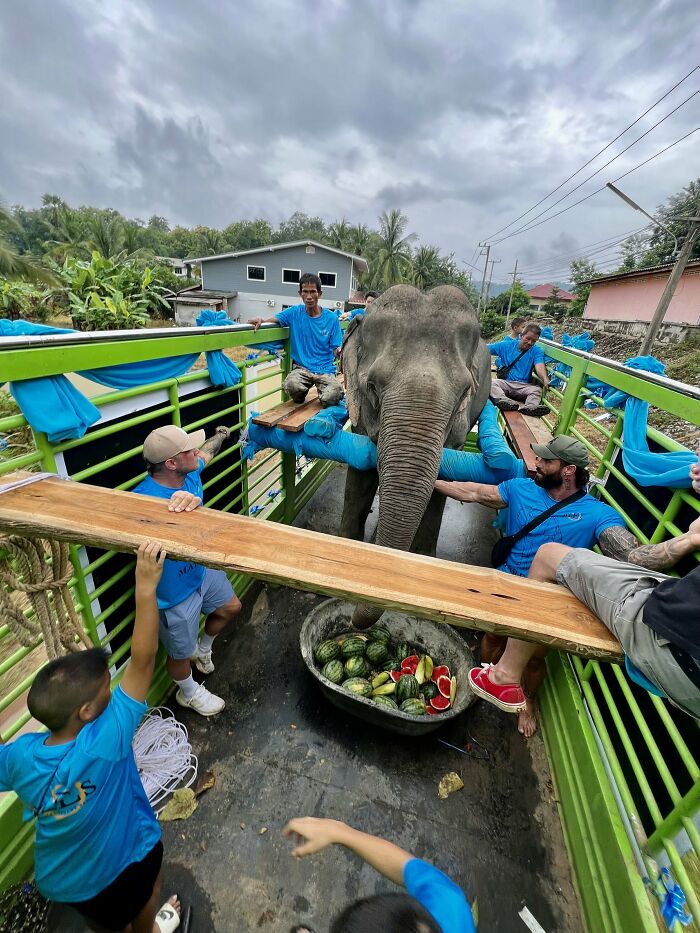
[{"left": 155, "top": 897, "right": 181, "bottom": 933}]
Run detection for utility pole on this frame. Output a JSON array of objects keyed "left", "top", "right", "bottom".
[
  {"left": 485, "top": 258, "right": 501, "bottom": 308},
  {"left": 476, "top": 243, "right": 491, "bottom": 314},
  {"left": 505, "top": 259, "right": 519, "bottom": 328},
  {"left": 639, "top": 216, "right": 700, "bottom": 355}
]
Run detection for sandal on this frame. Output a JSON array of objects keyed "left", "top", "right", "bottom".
[{"left": 155, "top": 897, "right": 181, "bottom": 933}]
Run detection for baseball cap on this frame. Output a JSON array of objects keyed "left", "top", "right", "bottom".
[
  {"left": 143, "top": 425, "right": 206, "bottom": 463},
  {"left": 531, "top": 436, "right": 589, "bottom": 468}
]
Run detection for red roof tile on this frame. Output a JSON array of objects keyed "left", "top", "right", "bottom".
[{"left": 526, "top": 283, "right": 574, "bottom": 301}]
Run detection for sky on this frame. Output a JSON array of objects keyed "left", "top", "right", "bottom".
[{"left": 1, "top": 0, "right": 698, "bottom": 285}]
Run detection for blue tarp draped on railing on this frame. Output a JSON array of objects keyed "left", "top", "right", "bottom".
[{"left": 1, "top": 314, "right": 242, "bottom": 443}]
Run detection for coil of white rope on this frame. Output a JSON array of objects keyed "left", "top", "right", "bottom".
[{"left": 132, "top": 708, "right": 198, "bottom": 814}]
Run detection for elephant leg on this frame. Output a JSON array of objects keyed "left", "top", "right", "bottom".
[
  {"left": 411, "top": 489, "right": 447, "bottom": 556},
  {"left": 340, "top": 466, "right": 378, "bottom": 541}
]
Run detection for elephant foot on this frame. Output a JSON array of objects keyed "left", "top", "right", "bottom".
[{"left": 351, "top": 604, "right": 382, "bottom": 630}]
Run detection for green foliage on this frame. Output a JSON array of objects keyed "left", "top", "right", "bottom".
[
  {"left": 487, "top": 280, "right": 530, "bottom": 314},
  {"left": 568, "top": 258, "right": 598, "bottom": 317},
  {"left": 69, "top": 289, "right": 149, "bottom": 331},
  {"left": 0, "top": 280, "right": 49, "bottom": 321},
  {"left": 541, "top": 286, "right": 568, "bottom": 320},
  {"left": 479, "top": 310, "right": 506, "bottom": 339},
  {"left": 374, "top": 209, "right": 417, "bottom": 287},
  {"left": 617, "top": 178, "right": 700, "bottom": 271}
]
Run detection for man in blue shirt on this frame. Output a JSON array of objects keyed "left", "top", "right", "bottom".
[
  {"left": 340, "top": 290, "right": 378, "bottom": 322},
  {"left": 134, "top": 424, "right": 242, "bottom": 717},
  {"left": 488, "top": 322, "right": 550, "bottom": 417},
  {"left": 0, "top": 542, "right": 181, "bottom": 932},
  {"left": 249, "top": 273, "right": 344, "bottom": 407},
  {"left": 283, "top": 816, "right": 474, "bottom": 933},
  {"left": 437, "top": 436, "right": 631, "bottom": 737}
]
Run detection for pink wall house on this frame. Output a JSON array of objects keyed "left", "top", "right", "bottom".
[{"left": 583, "top": 260, "right": 700, "bottom": 325}]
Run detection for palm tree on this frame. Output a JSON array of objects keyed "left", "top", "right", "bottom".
[
  {"left": 411, "top": 245, "right": 441, "bottom": 290},
  {"left": 375, "top": 209, "right": 417, "bottom": 287},
  {"left": 86, "top": 213, "right": 125, "bottom": 258},
  {"left": 198, "top": 228, "right": 223, "bottom": 256},
  {"left": 348, "top": 223, "right": 371, "bottom": 256},
  {"left": 328, "top": 218, "right": 350, "bottom": 250},
  {"left": 0, "top": 203, "right": 58, "bottom": 285},
  {"left": 44, "top": 207, "right": 88, "bottom": 261}
]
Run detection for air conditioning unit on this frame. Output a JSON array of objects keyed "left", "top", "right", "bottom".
[
  {"left": 266, "top": 299, "right": 275, "bottom": 307},
  {"left": 335, "top": 301, "right": 343, "bottom": 309}
]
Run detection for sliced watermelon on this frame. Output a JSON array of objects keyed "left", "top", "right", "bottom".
[
  {"left": 431, "top": 664, "right": 450, "bottom": 682},
  {"left": 401, "top": 654, "right": 420, "bottom": 672},
  {"left": 430, "top": 695, "right": 451, "bottom": 711},
  {"left": 450, "top": 676, "right": 457, "bottom": 705},
  {"left": 389, "top": 670, "right": 403, "bottom": 683},
  {"left": 437, "top": 675, "right": 452, "bottom": 699},
  {"left": 425, "top": 706, "right": 440, "bottom": 715}
]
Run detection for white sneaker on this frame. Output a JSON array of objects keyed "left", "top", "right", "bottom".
[
  {"left": 192, "top": 647, "right": 214, "bottom": 675},
  {"left": 176, "top": 684, "right": 225, "bottom": 716}
]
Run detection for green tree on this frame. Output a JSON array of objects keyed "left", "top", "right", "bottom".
[
  {"left": 348, "top": 224, "right": 371, "bottom": 256},
  {"left": 274, "top": 212, "right": 328, "bottom": 243},
  {"left": 375, "top": 209, "right": 416, "bottom": 287},
  {"left": 569, "top": 258, "right": 598, "bottom": 317},
  {"left": 0, "top": 203, "right": 57, "bottom": 284},
  {"left": 411, "top": 245, "right": 441, "bottom": 290},
  {"left": 85, "top": 212, "right": 125, "bottom": 258},
  {"left": 44, "top": 206, "right": 89, "bottom": 261},
  {"left": 328, "top": 218, "right": 351, "bottom": 250},
  {"left": 196, "top": 227, "right": 223, "bottom": 256},
  {"left": 541, "top": 285, "right": 568, "bottom": 319},
  {"left": 487, "top": 280, "right": 530, "bottom": 314},
  {"left": 617, "top": 178, "right": 700, "bottom": 271}
]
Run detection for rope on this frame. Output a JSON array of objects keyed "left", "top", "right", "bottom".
[
  {"left": 132, "top": 708, "right": 198, "bottom": 814},
  {"left": 0, "top": 535, "right": 91, "bottom": 659}
]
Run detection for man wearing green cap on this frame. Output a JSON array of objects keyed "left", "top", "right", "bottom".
[{"left": 436, "top": 435, "right": 632, "bottom": 736}]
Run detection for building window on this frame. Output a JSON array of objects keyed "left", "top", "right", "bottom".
[
  {"left": 247, "top": 265, "right": 266, "bottom": 281},
  {"left": 318, "top": 271, "right": 337, "bottom": 288},
  {"left": 282, "top": 269, "right": 301, "bottom": 284}
]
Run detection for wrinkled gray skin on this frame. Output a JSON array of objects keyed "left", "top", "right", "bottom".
[{"left": 340, "top": 284, "right": 490, "bottom": 628}]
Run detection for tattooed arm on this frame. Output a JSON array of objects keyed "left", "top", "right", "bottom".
[
  {"left": 599, "top": 517, "right": 700, "bottom": 571},
  {"left": 198, "top": 426, "right": 230, "bottom": 466}
]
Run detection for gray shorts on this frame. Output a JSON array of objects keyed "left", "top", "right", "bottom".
[
  {"left": 159, "top": 568, "right": 235, "bottom": 660},
  {"left": 557, "top": 549, "right": 700, "bottom": 718}
]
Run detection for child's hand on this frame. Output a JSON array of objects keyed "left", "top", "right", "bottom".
[
  {"left": 135, "top": 541, "right": 166, "bottom": 588},
  {"left": 282, "top": 817, "right": 345, "bottom": 857},
  {"left": 168, "top": 491, "right": 201, "bottom": 512}
]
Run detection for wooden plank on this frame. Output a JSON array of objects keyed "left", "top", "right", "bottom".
[
  {"left": 0, "top": 473, "right": 623, "bottom": 660},
  {"left": 252, "top": 388, "right": 319, "bottom": 428},
  {"left": 521, "top": 413, "right": 554, "bottom": 446},
  {"left": 503, "top": 411, "right": 542, "bottom": 477},
  {"left": 278, "top": 399, "right": 323, "bottom": 432}
]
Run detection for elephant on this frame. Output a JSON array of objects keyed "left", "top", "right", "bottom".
[{"left": 339, "top": 284, "right": 491, "bottom": 629}]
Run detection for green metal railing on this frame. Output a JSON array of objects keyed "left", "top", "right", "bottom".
[{"left": 538, "top": 340, "right": 700, "bottom": 933}]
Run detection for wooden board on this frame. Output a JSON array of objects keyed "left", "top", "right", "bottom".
[
  {"left": 502, "top": 410, "right": 552, "bottom": 478},
  {"left": 0, "top": 473, "right": 623, "bottom": 661},
  {"left": 275, "top": 399, "right": 323, "bottom": 432},
  {"left": 252, "top": 388, "right": 319, "bottom": 429}
]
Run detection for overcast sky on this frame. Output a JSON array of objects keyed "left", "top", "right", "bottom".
[{"left": 1, "top": 0, "right": 697, "bottom": 283}]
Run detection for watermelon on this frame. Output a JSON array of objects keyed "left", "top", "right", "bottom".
[
  {"left": 424, "top": 655, "right": 434, "bottom": 680},
  {"left": 381, "top": 658, "right": 401, "bottom": 672},
  {"left": 371, "top": 672, "right": 390, "bottom": 689},
  {"left": 415, "top": 657, "right": 426, "bottom": 684},
  {"left": 341, "top": 637, "right": 367, "bottom": 659},
  {"left": 342, "top": 677, "right": 372, "bottom": 697},
  {"left": 367, "top": 625, "right": 391, "bottom": 645},
  {"left": 400, "top": 655, "right": 420, "bottom": 675},
  {"left": 395, "top": 642, "right": 412, "bottom": 661},
  {"left": 366, "top": 642, "right": 389, "bottom": 666},
  {"left": 425, "top": 706, "right": 439, "bottom": 715},
  {"left": 315, "top": 639, "right": 341, "bottom": 664},
  {"left": 430, "top": 695, "right": 451, "bottom": 711},
  {"left": 399, "top": 698, "right": 426, "bottom": 715},
  {"left": 321, "top": 659, "right": 344, "bottom": 684},
  {"left": 431, "top": 664, "right": 450, "bottom": 682},
  {"left": 437, "top": 675, "right": 452, "bottom": 699},
  {"left": 420, "top": 682, "right": 439, "bottom": 701},
  {"left": 396, "top": 674, "right": 420, "bottom": 705},
  {"left": 344, "top": 656, "right": 369, "bottom": 678},
  {"left": 373, "top": 696, "right": 398, "bottom": 710},
  {"left": 389, "top": 670, "right": 403, "bottom": 683}
]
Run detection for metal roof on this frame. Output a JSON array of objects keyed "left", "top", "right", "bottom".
[
  {"left": 186, "top": 239, "right": 369, "bottom": 273},
  {"left": 526, "top": 283, "right": 574, "bottom": 300},
  {"left": 582, "top": 258, "right": 700, "bottom": 287}
]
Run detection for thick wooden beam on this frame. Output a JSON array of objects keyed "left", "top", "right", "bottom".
[
  {"left": 0, "top": 473, "right": 622, "bottom": 661},
  {"left": 502, "top": 410, "right": 551, "bottom": 477}
]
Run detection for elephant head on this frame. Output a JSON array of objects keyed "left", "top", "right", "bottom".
[{"left": 341, "top": 284, "right": 490, "bottom": 628}]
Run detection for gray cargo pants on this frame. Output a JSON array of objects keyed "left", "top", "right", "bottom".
[{"left": 490, "top": 378, "right": 542, "bottom": 409}]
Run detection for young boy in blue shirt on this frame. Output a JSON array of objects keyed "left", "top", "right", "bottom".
[
  {"left": 249, "top": 272, "right": 344, "bottom": 407},
  {"left": 0, "top": 542, "right": 181, "bottom": 933},
  {"left": 284, "top": 816, "right": 474, "bottom": 933}
]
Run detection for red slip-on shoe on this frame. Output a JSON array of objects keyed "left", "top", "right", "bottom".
[{"left": 468, "top": 664, "right": 526, "bottom": 713}]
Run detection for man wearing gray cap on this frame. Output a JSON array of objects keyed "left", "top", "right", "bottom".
[
  {"left": 436, "top": 435, "right": 633, "bottom": 736},
  {"left": 133, "top": 424, "right": 241, "bottom": 717}
]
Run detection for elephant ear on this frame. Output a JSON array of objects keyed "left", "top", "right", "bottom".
[{"left": 340, "top": 315, "right": 365, "bottom": 428}]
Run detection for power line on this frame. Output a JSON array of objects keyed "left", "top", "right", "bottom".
[
  {"left": 515, "top": 223, "right": 652, "bottom": 276},
  {"left": 491, "top": 127, "right": 699, "bottom": 245},
  {"left": 491, "top": 95, "right": 698, "bottom": 244},
  {"left": 485, "top": 65, "right": 699, "bottom": 240}
]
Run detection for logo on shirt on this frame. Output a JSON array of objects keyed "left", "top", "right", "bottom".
[
  {"left": 40, "top": 779, "right": 97, "bottom": 820},
  {"left": 561, "top": 512, "right": 583, "bottom": 521}
]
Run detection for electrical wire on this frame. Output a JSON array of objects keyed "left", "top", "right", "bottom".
[
  {"left": 485, "top": 65, "right": 699, "bottom": 240},
  {"left": 133, "top": 707, "right": 198, "bottom": 814}
]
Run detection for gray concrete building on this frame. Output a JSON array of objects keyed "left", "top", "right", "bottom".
[{"left": 187, "top": 240, "right": 369, "bottom": 322}]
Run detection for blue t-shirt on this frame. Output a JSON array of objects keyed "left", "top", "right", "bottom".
[
  {"left": 488, "top": 338, "right": 544, "bottom": 382},
  {"left": 276, "top": 304, "right": 342, "bottom": 375},
  {"left": 133, "top": 461, "right": 206, "bottom": 608},
  {"left": 404, "top": 859, "right": 475, "bottom": 933},
  {"left": 0, "top": 687, "right": 160, "bottom": 903},
  {"left": 497, "top": 477, "right": 624, "bottom": 576}
]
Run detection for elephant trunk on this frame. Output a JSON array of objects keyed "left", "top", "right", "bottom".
[{"left": 350, "top": 393, "right": 451, "bottom": 629}]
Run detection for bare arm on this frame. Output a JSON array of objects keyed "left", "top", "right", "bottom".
[
  {"left": 435, "top": 479, "right": 506, "bottom": 509},
  {"left": 121, "top": 542, "right": 166, "bottom": 703},
  {"left": 248, "top": 315, "right": 281, "bottom": 331},
  {"left": 534, "top": 362, "right": 550, "bottom": 387},
  {"left": 283, "top": 818, "right": 412, "bottom": 886},
  {"left": 198, "top": 426, "right": 230, "bottom": 466},
  {"left": 599, "top": 519, "right": 700, "bottom": 571}
]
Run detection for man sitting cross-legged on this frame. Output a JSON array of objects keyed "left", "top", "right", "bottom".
[
  {"left": 476, "top": 464, "right": 700, "bottom": 721},
  {"left": 488, "top": 322, "right": 550, "bottom": 418},
  {"left": 436, "top": 436, "right": 638, "bottom": 737}
]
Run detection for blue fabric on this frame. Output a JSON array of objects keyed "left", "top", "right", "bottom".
[
  {"left": 658, "top": 867, "right": 693, "bottom": 928},
  {"left": 275, "top": 304, "right": 342, "bottom": 374},
  {"left": 348, "top": 307, "right": 365, "bottom": 319},
  {"left": 492, "top": 334, "right": 516, "bottom": 368},
  {"left": 488, "top": 338, "right": 544, "bottom": 381},
  {"left": 621, "top": 399, "right": 697, "bottom": 488},
  {"left": 2, "top": 319, "right": 241, "bottom": 443},
  {"left": 625, "top": 657, "right": 665, "bottom": 697},
  {"left": 496, "top": 478, "right": 624, "bottom": 576},
  {"left": 476, "top": 399, "right": 522, "bottom": 472},
  {"left": 0, "top": 686, "right": 160, "bottom": 903},
  {"left": 404, "top": 858, "right": 475, "bottom": 933},
  {"left": 133, "top": 460, "right": 206, "bottom": 609},
  {"left": 303, "top": 403, "right": 348, "bottom": 438}
]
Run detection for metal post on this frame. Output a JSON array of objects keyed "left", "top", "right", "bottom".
[
  {"left": 505, "top": 259, "right": 519, "bottom": 327},
  {"left": 639, "top": 219, "right": 699, "bottom": 355},
  {"left": 485, "top": 258, "right": 501, "bottom": 310},
  {"left": 476, "top": 243, "right": 490, "bottom": 313}
]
